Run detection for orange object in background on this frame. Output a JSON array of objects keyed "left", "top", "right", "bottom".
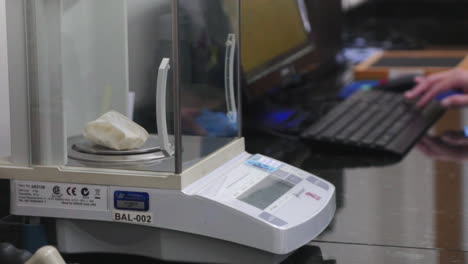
[{"left": 354, "top": 50, "right": 468, "bottom": 80}]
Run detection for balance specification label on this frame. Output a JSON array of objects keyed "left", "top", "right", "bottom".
[{"left": 14, "top": 181, "right": 108, "bottom": 211}]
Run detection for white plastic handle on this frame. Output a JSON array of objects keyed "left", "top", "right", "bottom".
[
  {"left": 156, "top": 58, "right": 174, "bottom": 157},
  {"left": 225, "top": 33, "right": 237, "bottom": 123}
]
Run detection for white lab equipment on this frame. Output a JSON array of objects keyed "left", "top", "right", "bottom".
[{"left": 0, "top": 0, "right": 335, "bottom": 263}]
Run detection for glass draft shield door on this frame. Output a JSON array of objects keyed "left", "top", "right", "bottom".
[
  {"left": 175, "top": 0, "right": 241, "bottom": 173},
  {"left": 5, "top": 0, "right": 177, "bottom": 173},
  {"left": 4, "top": 0, "right": 240, "bottom": 176}
]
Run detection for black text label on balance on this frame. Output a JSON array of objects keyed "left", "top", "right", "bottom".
[{"left": 113, "top": 210, "right": 153, "bottom": 225}]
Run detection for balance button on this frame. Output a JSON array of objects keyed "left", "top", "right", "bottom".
[
  {"left": 307, "top": 176, "right": 318, "bottom": 184},
  {"left": 286, "top": 175, "right": 302, "bottom": 185},
  {"left": 259, "top": 212, "right": 288, "bottom": 227},
  {"left": 272, "top": 170, "right": 289, "bottom": 179},
  {"left": 271, "top": 217, "right": 288, "bottom": 227},
  {"left": 315, "top": 181, "right": 329, "bottom": 191}
]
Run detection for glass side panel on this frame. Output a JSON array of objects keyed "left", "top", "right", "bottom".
[
  {"left": 0, "top": 55, "right": 10, "bottom": 163},
  {"left": 62, "top": 0, "right": 129, "bottom": 137},
  {"left": 0, "top": 1, "right": 9, "bottom": 163},
  {"left": 63, "top": 0, "right": 177, "bottom": 173},
  {"left": 23, "top": 0, "right": 178, "bottom": 173},
  {"left": 19, "top": 0, "right": 240, "bottom": 174},
  {"left": 177, "top": 0, "right": 241, "bottom": 172},
  {"left": 4, "top": 0, "right": 35, "bottom": 166}
]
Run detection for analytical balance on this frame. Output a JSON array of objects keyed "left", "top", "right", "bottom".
[{"left": 0, "top": 0, "right": 335, "bottom": 263}]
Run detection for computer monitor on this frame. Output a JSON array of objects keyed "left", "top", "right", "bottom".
[
  {"left": 242, "top": 0, "right": 342, "bottom": 101},
  {"left": 242, "top": 0, "right": 312, "bottom": 98}
]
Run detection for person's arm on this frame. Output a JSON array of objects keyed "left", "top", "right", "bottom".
[{"left": 404, "top": 69, "right": 468, "bottom": 108}]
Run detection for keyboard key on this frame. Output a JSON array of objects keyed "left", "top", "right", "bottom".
[
  {"left": 303, "top": 89, "right": 445, "bottom": 156},
  {"left": 318, "top": 103, "right": 368, "bottom": 139},
  {"left": 421, "top": 100, "right": 443, "bottom": 118},
  {"left": 362, "top": 106, "right": 407, "bottom": 144},
  {"left": 375, "top": 134, "right": 394, "bottom": 147},
  {"left": 387, "top": 119, "right": 408, "bottom": 135},
  {"left": 376, "top": 92, "right": 394, "bottom": 104},
  {"left": 399, "top": 114, "right": 413, "bottom": 123},
  {"left": 386, "top": 117, "right": 431, "bottom": 153},
  {"left": 335, "top": 107, "right": 376, "bottom": 140},
  {"left": 348, "top": 110, "right": 388, "bottom": 143},
  {"left": 357, "top": 90, "right": 381, "bottom": 102},
  {"left": 303, "top": 100, "right": 357, "bottom": 136},
  {"left": 362, "top": 112, "right": 399, "bottom": 142},
  {"left": 390, "top": 95, "right": 406, "bottom": 107},
  {"left": 363, "top": 125, "right": 389, "bottom": 145}
]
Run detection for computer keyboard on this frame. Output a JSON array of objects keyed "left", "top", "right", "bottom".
[{"left": 301, "top": 90, "right": 445, "bottom": 156}]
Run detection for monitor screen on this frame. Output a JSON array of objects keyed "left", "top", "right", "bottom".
[{"left": 241, "top": 0, "right": 312, "bottom": 84}]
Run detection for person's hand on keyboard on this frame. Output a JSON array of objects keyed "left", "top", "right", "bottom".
[
  {"left": 404, "top": 69, "right": 468, "bottom": 108},
  {"left": 417, "top": 131, "right": 468, "bottom": 161}
]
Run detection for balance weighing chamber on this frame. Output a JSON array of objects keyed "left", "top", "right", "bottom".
[{"left": 0, "top": 0, "right": 335, "bottom": 262}]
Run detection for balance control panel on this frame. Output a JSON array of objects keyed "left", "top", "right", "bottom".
[{"left": 190, "top": 154, "right": 335, "bottom": 229}]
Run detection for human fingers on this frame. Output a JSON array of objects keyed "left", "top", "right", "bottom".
[
  {"left": 405, "top": 77, "right": 429, "bottom": 99},
  {"left": 416, "top": 77, "right": 458, "bottom": 108},
  {"left": 417, "top": 136, "right": 454, "bottom": 160},
  {"left": 416, "top": 137, "right": 433, "bottom": 156},
  {"left": 420, "top": 136, "right": 457, "bottom": 160},
  {"left": 418, "top": 134, "right": 468, "bottom": 161},
  {"left": 415, "top": 76, "right": 425, "bottom": 82},
  {"left": 440, "top": 94, "right": 468, "bottom": 108},
  {"left": 441, "top": 131, "right": 468, "bottom": 146},
  {"left": 414, "top": 76, "right": 426, "bottom": 84},
  {"left": 404, "top": 82, "right": 430, "bottom": 99},
  {"left": 405, "top": 71, "right": 453, "bottom": 99}
]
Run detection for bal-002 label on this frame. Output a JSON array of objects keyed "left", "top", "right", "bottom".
[{"left": 113, "top": 210, "right": 153, "bottom": 226}]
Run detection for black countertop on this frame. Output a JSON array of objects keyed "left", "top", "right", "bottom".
[
  {"left": 308, "top": 242, "right": 467, "bottom": 264},
  {"left": 245, "top": 108, "right": 468, "bottom": 264}
]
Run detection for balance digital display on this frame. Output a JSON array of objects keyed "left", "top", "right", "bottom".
[{"left": 239, "top": 176, "right": 293, "bottom": 210}]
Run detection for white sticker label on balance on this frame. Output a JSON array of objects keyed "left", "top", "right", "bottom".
[
  {"left": 15, "top": 181, "right": 108, "bottom": 211},
  {"left": 113, "top": 210, "right": 153, "bottom": 226},
  {"left": 246, "top": 154, "right": 282, "bottom": 173}
]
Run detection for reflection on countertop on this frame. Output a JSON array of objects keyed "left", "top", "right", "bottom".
[
  {"left": 62, "top": 245, "right": 333, "bottom": 264},
  {"left": 309, "top": 242, "right": 467, "bottom": 264},
  {"left": 245, "top": 108, "right": 468, "bottom": 263}
]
